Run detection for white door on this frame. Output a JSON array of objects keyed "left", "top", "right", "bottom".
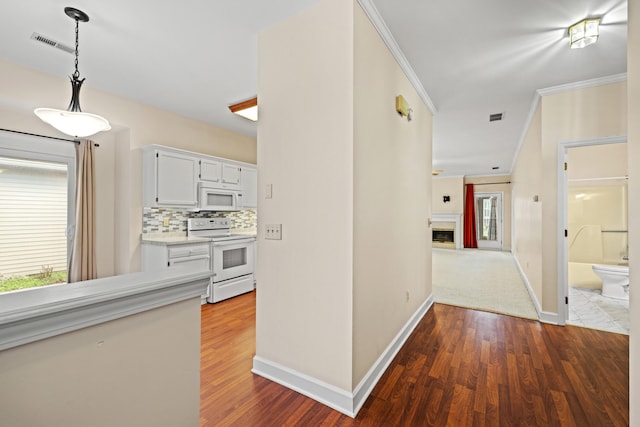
[{"left": 475, "top": 192, "right": 503, "bottom": 250}]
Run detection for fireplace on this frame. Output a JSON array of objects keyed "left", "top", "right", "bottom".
[
  {"left": 431, "top": 213, "right": 462, "bottom": 249},
  {"left": 432, "top": 229, "right": 454, "bottom": 244}
]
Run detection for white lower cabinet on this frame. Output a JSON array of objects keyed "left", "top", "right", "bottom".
[{"left": 142, "top": 241, "right": 212, "bottom": 303}]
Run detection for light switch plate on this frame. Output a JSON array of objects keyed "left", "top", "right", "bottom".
[
  {"left": 266, "top": 184, "right": 273, "bottom": 199},
  {"left": 163, "top": 217, "right": 170, "bottom": 227},
  {"left": 265, "top": 224, "right": 282, "bottom": 240}
]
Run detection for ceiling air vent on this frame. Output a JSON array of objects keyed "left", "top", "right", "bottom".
[
  {"left": 30, "top": 32, "right": 74, "bottom": 54},
  {"left": 489, "top": 112, "right": 503, "bottom": 122}
]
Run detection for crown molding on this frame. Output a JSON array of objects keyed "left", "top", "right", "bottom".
[
  {"left": 537, "top": 73, "right": 627, "bottom": 96},
  {"left": 357, "top": 0, "right": 437, "bottom": 114}
]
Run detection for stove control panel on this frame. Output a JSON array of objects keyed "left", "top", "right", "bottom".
[{"left": 187, "top": 218, "right": 230, "bottom": 231}]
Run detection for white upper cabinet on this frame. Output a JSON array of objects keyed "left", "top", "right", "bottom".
[
  {"left": 239, "top": 167, "right": 257, "bottom": 209},
  {"left": 199, "top": 159, "right": 222, "bottom": 183},
  {"left": 221, "top": 163, "right": 242, "bottom": 189},
  {"left": 143, "top": 148, "right": 198, "bottom": 208},
  {"left": 142, "top": 145, "right": 256, "bottom": 210}
]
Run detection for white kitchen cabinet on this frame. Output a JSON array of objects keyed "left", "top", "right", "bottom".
[
  {"left": 221, "top": 163, "right": 242, "bottom": 188},
  {"left": 239, "top": 166, "right": 257, "bottom": 209},
  {"left": 143, "top": 147, "right": 199, "bottom": 208},
  {"left": 199, "top": 158, "right": 222, "bottom": 183},
  {"left": 142, "top": 240, "right": 212, "bottom": 304}
]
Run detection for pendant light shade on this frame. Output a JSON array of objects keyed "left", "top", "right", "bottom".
[{"left": 34, "top": 7, "right": 110, "bottom": 138}]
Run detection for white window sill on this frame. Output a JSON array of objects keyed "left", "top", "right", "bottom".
[{"left": 0, "top": 269, "right": 211, "bottom": 351}]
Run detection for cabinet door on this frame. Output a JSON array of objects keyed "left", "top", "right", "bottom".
[
  {"left": 200, "top": 159, "right": 221, "bottom": 183},
  {"left": 156, "top": 151, "right": 198, "bottom": 206},
  {"left": 239, "top": 167, "right": 257, "bottom": 208},
  {"left": 221, "top": 163, "right": 241, "bottom": 186}
]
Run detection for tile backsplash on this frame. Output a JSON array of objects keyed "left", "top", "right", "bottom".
[{"left": 142, "top": 208, "right": 256, "bottom": 234}]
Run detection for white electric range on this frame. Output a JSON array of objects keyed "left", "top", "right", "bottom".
[{"left": 187, "top": 218, "right": 255, "bottom": 303}]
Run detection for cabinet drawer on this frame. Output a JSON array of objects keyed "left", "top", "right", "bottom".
[{"left": 168, "top": 244, "right": 210, "bottom": 259}]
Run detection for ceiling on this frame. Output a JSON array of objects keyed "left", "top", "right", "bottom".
[{"left": 0, "top": 0, "right": 628, "bottom": 177}]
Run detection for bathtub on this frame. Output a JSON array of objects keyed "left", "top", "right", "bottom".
[{"left": 568, "top": 262, "right": 602, "bottom": 289}]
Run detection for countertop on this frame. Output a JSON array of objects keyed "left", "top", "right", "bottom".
[{"left": 141, "top": 230, "right": 257, "bottom": 245}]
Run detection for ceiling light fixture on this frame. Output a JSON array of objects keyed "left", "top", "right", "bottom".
[
  {"left": 34, "top": 7, "right": 110, "bottom": 138},
  {"left": 229, "top": 97, "right": 258, "bottom": 121},
  {"left": 568, "top": 18, "right": 600, "bottom": 49}
]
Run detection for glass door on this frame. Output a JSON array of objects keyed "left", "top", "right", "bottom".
[{"left": 475, "top": 192, "right": 503, "bottom": 250}]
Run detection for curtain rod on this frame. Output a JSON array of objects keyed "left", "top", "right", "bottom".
[
  {"left": 469, "top": 181, "right": 511, "bottom": 186},
  {"left": 0, "top": 127, "right": 80, "bottom": 145}
]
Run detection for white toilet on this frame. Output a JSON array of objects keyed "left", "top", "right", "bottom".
[{"left": 592, "top": 264, "right": 630, "bottom": 300}]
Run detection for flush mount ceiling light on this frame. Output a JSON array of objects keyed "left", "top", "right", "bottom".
[
  {"left": 568, "top": 18, "right": 600, "bottom": 49},
  {"left": 229, "top": 97, "right": 258, "bottom": 121},
  {"left": 34, "top": 7, "right": 110, "bottom": 138}
]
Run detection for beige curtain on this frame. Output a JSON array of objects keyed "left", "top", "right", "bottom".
[{"left": 68, "top": 140, "right": 97, "bottom": 282}]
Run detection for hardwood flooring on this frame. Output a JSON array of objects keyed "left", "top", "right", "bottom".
[{"left": 200, "top": 292, "right": 629, "bottom": 426}]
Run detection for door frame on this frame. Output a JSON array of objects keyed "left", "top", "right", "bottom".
[
  {"left": 474, "top": 191, "right": 503, "bottom": 250},
  {"left": 557, "top": 135, "right": 627, "bottom": 325}
]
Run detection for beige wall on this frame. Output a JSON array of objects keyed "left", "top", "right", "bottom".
[
  {"left": 0, "top": 298, "right": 202, "bottom": 427},
  {"left": 540, "top": 82, "right": 627, "bottom": 313},
  {"left": 512, "top": 103, "right": 543, "bottom": 307},
  {"left": 256, "top": 0, "right": 432, "bottom": 394},
  {"left": 256, "top": 0, "right": 355, "bottom": 391},
  {"left": 0, "top": 59, "right": 256, "bottom": 275},
  {"left": 352, "top": 4, "right": 432, "bottom": 386},
  {"left": 628, "top": 0, "right": 639, "bottom": 424},
  {"left": 432, "top": 177, "right": 463, "bottom": 214},
  {"left": 567, "top": 143, "right": 628, "bottom": 179},
  {"left": 464, "top": 175, "right": 512, "bottom": 250}
]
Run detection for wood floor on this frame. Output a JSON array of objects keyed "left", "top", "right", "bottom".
[{"left": 200, "top": 291, "right": 629, "bottom": 426}]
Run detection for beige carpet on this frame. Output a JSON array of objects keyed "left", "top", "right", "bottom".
[{"left": 433, "top": 248, "right": 538, "bottom": 320}]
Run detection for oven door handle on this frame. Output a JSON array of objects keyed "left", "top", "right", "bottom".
[{"left": 213, "top": 238, "right": 255, "bottom": 246}]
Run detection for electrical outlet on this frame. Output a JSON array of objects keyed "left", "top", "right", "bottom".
[
  {"left": 163, "top": 217, "right": 170, "bottom": 227},
  {"left": 265, "top": 224, "right": 282, "bottom": 240}
]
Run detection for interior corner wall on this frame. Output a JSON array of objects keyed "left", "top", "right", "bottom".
[
  {"left": 352, "top": 2, "right": 432, "bottom": 387},
  {"left": 463, "top": 175, "right": 512, "bottom": 250},
  {"left": 255, "top": 0, "right": 355, "bottom": 392},
  {"left": 512, "top": 103, "right": 543, "bottom": 309},
  {"left": 627, "top": 0, "right": 639, "bottom": 424},
  {"left": 432, "top": 177, "right": 463, "bottom": 214},
  {"left": 0, "top": 59, "right": 256, "bottom": 275},
  {"left": 540, "top": 82, "right": 627, "bottom": 313}
]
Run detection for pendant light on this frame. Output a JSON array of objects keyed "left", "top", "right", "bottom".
[{"left": 34, "top": 7, "right": 110, "bottom": 138}]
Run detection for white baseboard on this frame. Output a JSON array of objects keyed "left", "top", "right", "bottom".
[
  {"left": 252, "top": 294, "right": 434, "bottom": 418},
  {"left": 512, "top": 255, "right": 560, "bottom": 325},
  {"left": 352, "top": 294, "right": 433, "bottom": 415}
]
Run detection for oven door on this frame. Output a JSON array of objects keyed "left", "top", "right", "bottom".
[
  {"left": 212, "top": 238, "right": 255, "bottom": 283},
  {"left": 199, "top": 184, "right": 238, "bottom": 211}
]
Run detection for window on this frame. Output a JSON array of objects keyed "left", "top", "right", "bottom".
[{"left": 0, "top": 131, "right": 75, "bottom": 293}]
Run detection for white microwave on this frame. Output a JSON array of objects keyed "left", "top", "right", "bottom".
[{"left": 198, "top": 183, "right": 239, "bottom": 211}]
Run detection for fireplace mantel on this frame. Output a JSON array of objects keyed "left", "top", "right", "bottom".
[{"left": 432, "top": 213, "right": 462, "bottom": 249}]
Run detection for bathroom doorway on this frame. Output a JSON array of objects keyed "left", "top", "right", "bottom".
[{"left": 560, "top": 138, "right": 629, "bottom": 334}]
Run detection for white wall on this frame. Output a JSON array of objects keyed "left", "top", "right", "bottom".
[
  {"left": 628, "top": 0, "right": 639, "bottom": 424},
  {"left": 255, "top": 0, "right": 432, "bottom": 400},
  {"left": 352, "top": 3, "right": 432, "bottom": 386},
  {"left": 0, "top": 298, "right": 202, "bottom": 427},
  {"left": 512, "top": 103, "right": 544, "bottom": 313},
  {"left": 256, "top": 0, "right": 355, "bottom": 391}
]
